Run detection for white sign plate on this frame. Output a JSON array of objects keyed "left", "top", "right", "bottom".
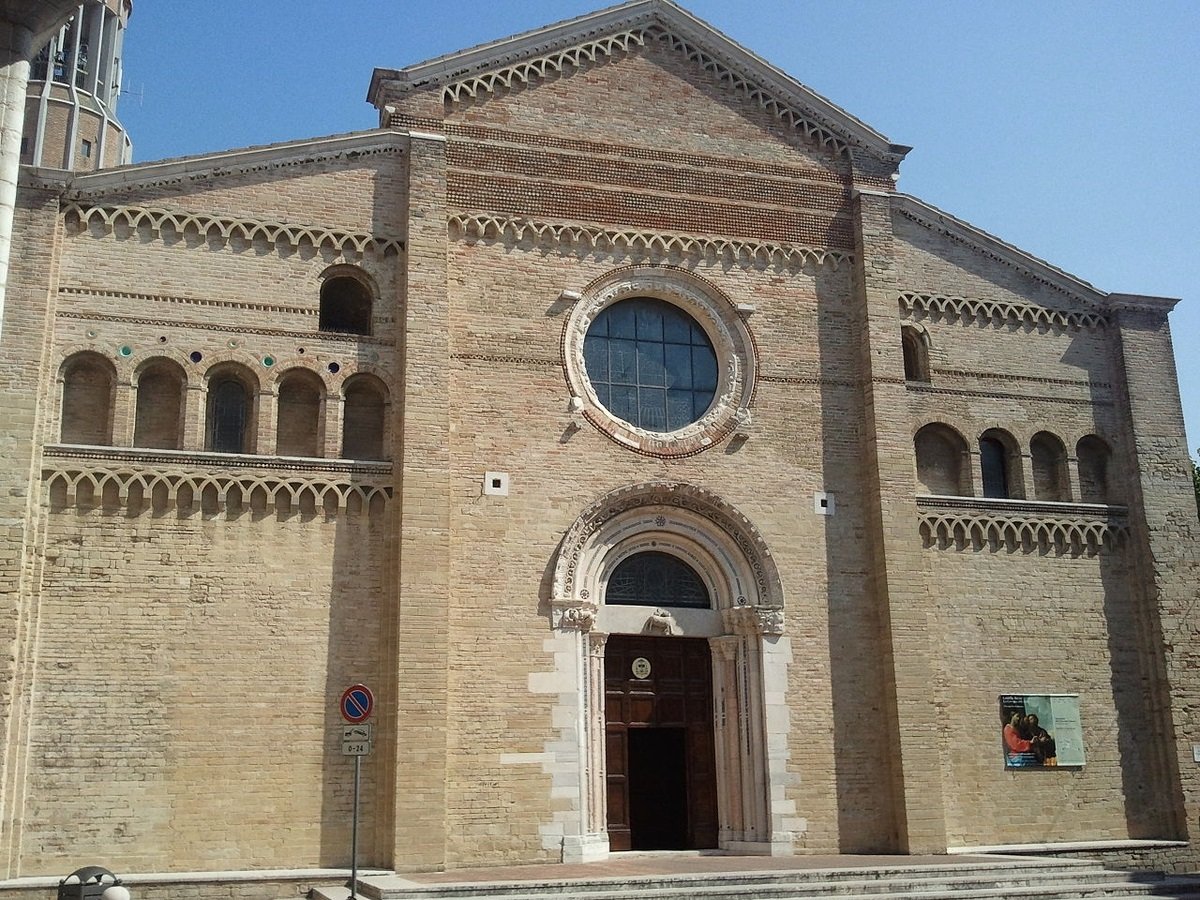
[
  {"left": 343, "top": 724, "right": 372, "bottom": 742},
  {"left": 342, "top": 740, "right": 372, "bottom": 756}
]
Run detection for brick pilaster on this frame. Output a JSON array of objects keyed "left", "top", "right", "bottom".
[
  {"left": 0, "top": 184, "right": 63, "bottom": 877},
  {"left": 851, "top": 188, "right": 948, "bottom": 854},
  {"left": 1109, "top": 295, "right": 1200, "bottom": 850},
  {"left": 389, "top": 131, "right": 452, "bottom": 871}
]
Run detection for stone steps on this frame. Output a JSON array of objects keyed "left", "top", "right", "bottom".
[{"left": 319, "top": 859, "right": 1200, "bottom": 900}]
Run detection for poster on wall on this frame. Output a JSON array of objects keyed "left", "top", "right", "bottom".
[{"left": 999, "top": 694, "right": 1085, "bottom": 768}]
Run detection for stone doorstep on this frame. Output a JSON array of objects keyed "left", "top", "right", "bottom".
[
  {"left": 344, "top": 877, "right": 1200, "bottom": 900},
  {"left": 347, "top": 857, "right": 1198, "bottom": 900}
]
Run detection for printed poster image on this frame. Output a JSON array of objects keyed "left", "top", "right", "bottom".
[{"left": 999, "top": 694, "right": 1085, "bottom": 768}]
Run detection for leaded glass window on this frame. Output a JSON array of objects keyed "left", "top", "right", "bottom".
[
  {"left": 606, "top": 551, "right": 710, "bottom": 609},
  {"left": 583, "top": 298, "right": 717, "bottom": 432},
  {"left": 207, "top": 378, "right": 248, "bottom": 453},
  {"left": 980, "top": 436, "right": 1009, "bottom": 499}
]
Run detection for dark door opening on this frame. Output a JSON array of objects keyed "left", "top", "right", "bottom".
[
  {"left": 605, "top": 635, "right": 718, "bottom": 852},
  {"left": 627, "top": 727, "right": 688, "bottom": 850}
]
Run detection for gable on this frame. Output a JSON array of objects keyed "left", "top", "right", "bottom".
[
  {"left": 450, "top": 40, "right": 848, "bottom": 175},
  {"left": 373, "top": 1, "right": 907, "bottom": 176},
  {"left": 62, "top": 132, "right": 408, "bottom": 237},
  {"left": 891, "top": 196, "right": 1106, "bottom": 315}
]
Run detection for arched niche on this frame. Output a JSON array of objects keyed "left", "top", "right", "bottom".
[
  {"left": 1077, "top": 434, "right": 1114, "bottom": 504},
  {"left": 133, "top": 357, "right": 186, "bottom": 450},
  {"left": 341, "top": 373, "right": 390, "bottom": 460},
  {"left": 319, "top": 266, "right": 375, "bottom": 336},
  {"left": 60, "top": 351, "right": 117, "bottom": 445},
  {"left": 901, "top": 325, "right": 930, "bottom": 382},
  {"left": 1030, "top": 431, "right": 1069, "bottom": 502},
  {"left": 275, "top": 367, "right": 325, "bottom": 458},
  {"left": 914, "top": 422, "right": 971, "bottom": 496}
]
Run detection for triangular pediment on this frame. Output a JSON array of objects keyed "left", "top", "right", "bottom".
[{"left": 369, "top": 0, "right": 909, "bottom": 168}]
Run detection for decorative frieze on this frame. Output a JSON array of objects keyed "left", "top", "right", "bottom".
[
  {"left": 62, "top": 203, "right": 404, "bottom": 260},
  {"left": 449, "top": 212, "right": 851, "bottom": 272},
  {"left": 916, "top": 496, "right": 1127, "bottom": 556},
  {"left": 899, "top": 290, "right": 1107, "bottom": 331},
  {"left": 42, "top": 447, "right": 392, "bottom": 519}
]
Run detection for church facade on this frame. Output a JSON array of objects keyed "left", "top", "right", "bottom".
[{"left": 1, "top": 0, "right": 1198, "bottom": 883}]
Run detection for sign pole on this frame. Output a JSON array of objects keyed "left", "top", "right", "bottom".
[
  {"left": 338, "top": 683, "right": 374, "bottom": 900},
  {"left": 351, "top": 753, "right": 361, "bottom": 900}
]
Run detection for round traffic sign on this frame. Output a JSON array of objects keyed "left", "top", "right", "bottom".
[{"left": 340, "top": 683, "right": 374, "bottom": 723}]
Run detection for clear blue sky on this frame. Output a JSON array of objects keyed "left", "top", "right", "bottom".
[{"left": 115, "top": 1, "right": 1199, "bottom": 460}]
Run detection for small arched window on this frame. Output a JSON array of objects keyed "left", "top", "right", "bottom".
[
  {"left": 1030, "top": 431, "right": 1069, "bottom": 502},
  {"left": 914, "top": 423, "right": 970, "bottom": 496},
  {"left": 979, "top": 429, "right": 1020, "bottom": 499},
  {"left": 341, "top": 374, "right": 388, "bottom": 460},
  {"left": 901, "top": 326, "right": 929, "bottom": 382},
  {"left": 276, "top": 369, "right": 324, "bottom": 458},
  {"left": 319, "top": 273, "right": 373, "bottom": 336},
  {"left": 206, "top": 367, "right": 255, "bottom": 454},
  {"left": 1077, "top": 435, "right": 1114, "bottom": 504},
  {"left": 134, "top": 359, "right": 186, "bottom": 450},
  {"left": 605, "top": 551, "right": 710, "bottom": 609},
  {"left": 60, "top": 352, "right": 115, "bottom": 445}
]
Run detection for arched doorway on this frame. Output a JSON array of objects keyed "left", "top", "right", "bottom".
[
  {"left": 548, "top": 481, "right": 789, "bottom": 862},
  {"left": 602, "top": 551, "right": 717, "bottom": 850}
]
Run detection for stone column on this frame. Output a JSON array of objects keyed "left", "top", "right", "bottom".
[
  {"left": 1066, "top": 455, "right": 1081, "bottom": 503},
  {"left": 1108, "top": 294, "right": 1200, "bottom": 849},
  {"left": 182, "top": 382, "right": 204, "bottom": 451},
  {"left": 0, "top": 2, "right": 78, "bottom": 341},
  {"left": 559, "top": 623, "right": 609, "bottom": 864},
  {"left": 709, "top": 636, "right": 742, "bottom": 845},
  {"left": 113, "top": 377, "right": 134, "bottom": 446},
  {"left": 850, "top": 188, "right": 948, "bottom": 854},
  {"left": 323, "top": 393, "right": 343, "bottom": 459},
  {"left": 255, "top": 389, "right": 275, "bottom": 456},
  {"left": 0, "top": 18, "right": 32, "bottom": 343}
]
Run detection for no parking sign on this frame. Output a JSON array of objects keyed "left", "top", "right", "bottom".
[{"left": 340, "top": 683, "right": 374, "bottom": 724}]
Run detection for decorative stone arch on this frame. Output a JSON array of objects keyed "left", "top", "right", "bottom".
[{"left": 546, "top": 481, "right": 793, "bottom": 863}]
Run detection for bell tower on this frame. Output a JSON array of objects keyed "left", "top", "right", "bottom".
[{"left": 21, "top": 0, "right": 132, "bottom": 172}]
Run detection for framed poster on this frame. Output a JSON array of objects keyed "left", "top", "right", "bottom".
[{"left": 999, "top": 694, "right": 1085, "bottom": 768}]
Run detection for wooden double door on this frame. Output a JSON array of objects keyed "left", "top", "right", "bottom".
[{"left": 604, "top": 635, "right": 718, "bottom": 851}]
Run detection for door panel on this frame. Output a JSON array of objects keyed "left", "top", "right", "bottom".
[{"left": 604, "top": 635, "right": 718, "bottom": 850}]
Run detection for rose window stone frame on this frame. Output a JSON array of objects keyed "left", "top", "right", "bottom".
[{"left": 562, "top": 266, "right": 758, "bottom": 457}]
